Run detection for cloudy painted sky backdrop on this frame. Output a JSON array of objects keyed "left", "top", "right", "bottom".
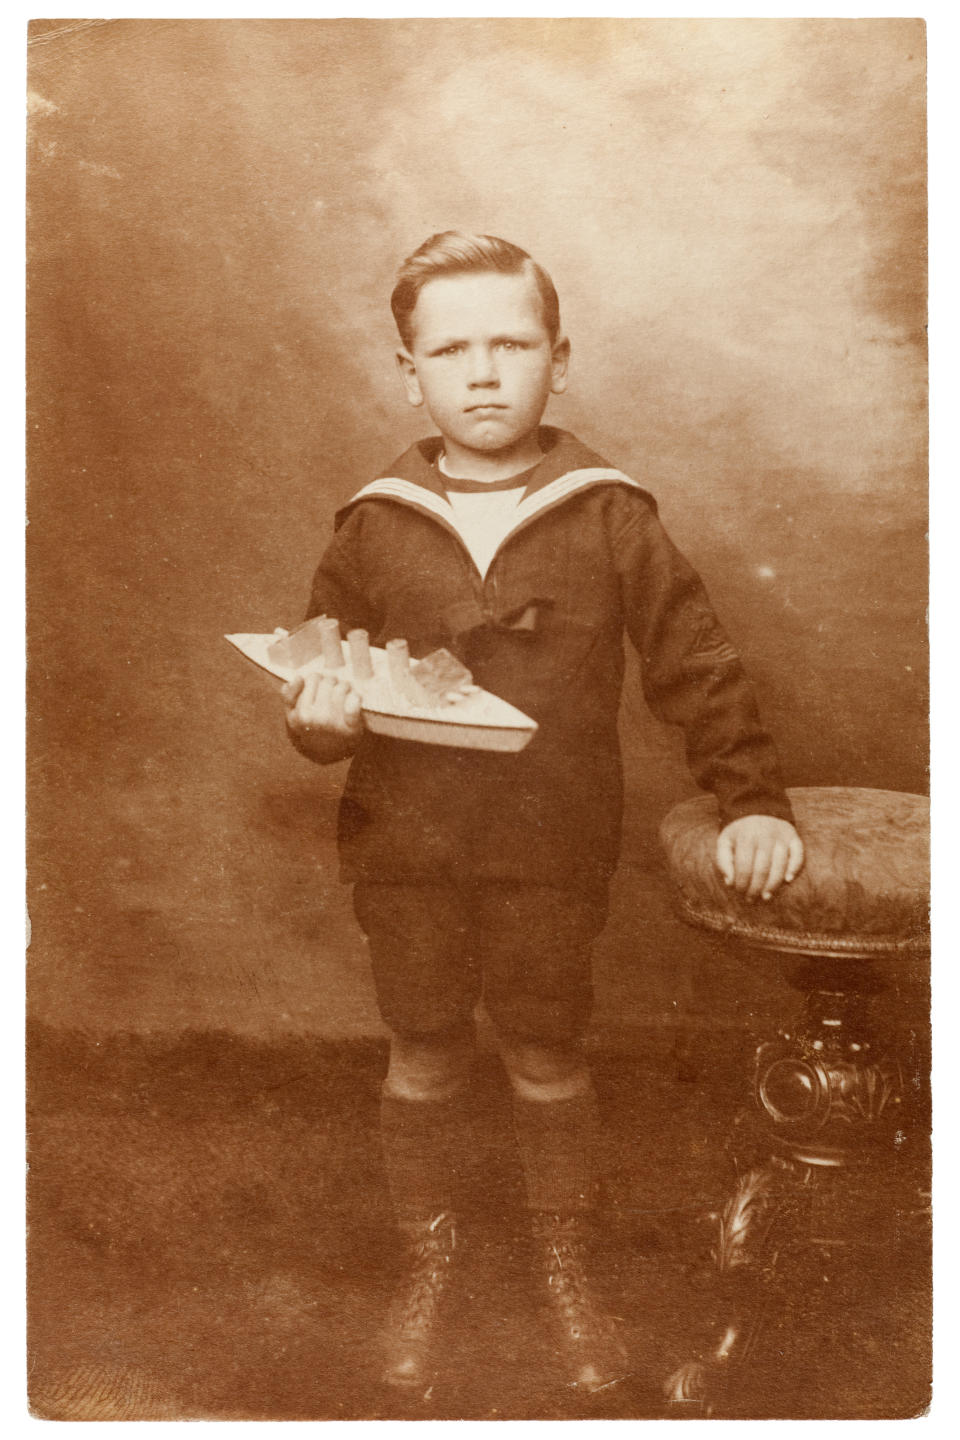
[{"left": 29, "top": 19, "right": 925, "bottom": 1034}]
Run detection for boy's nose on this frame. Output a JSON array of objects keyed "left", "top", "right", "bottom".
[{"left": 467, "top": 348, "right": 499, "bottom": 387}]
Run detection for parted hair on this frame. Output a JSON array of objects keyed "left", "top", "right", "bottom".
[{"left": 391, "top": 231, "right": 561, "bottom": 350}]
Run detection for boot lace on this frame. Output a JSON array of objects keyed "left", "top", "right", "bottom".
[
  {"left": 537, "top": 1215, "right": 613, "bottom": 1346},
  {"left": 390, "top": 1212, "right": 456, "bottom": 1340}
]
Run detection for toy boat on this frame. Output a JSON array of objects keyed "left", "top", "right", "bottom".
[{"left": 225, "top": 617, "right": 538, "bottom": 753}]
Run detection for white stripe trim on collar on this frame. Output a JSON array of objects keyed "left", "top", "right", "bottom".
[
  {"left": 348, "top": 477, "right": 455, "bottom": 524},
  {"left": 346, "top": 467, "right": 641, "bottom": 572},
  {"left": 350, "top": 468, "right": 637, "bottom": 518},
  {"left": 513, "top": 468, "right": 639, "bottom": 522}
]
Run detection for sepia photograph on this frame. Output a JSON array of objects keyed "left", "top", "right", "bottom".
[{"left": 26, "top": 14, "right": 929, "bottom": 1421}]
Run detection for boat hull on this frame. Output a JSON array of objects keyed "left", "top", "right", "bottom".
[
  {"left": 363, "top": 708, "right": 535, "bottom": 752},
  {"left": 224, "top": 631, "right": 538, "bottom": 753}
]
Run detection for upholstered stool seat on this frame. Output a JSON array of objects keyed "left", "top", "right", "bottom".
[
  {"left": 660, "top": 787, "right": 929, "bottom": 959},
  {"left": 659, "top": 786, "right": 929, "bottom": 1413}
]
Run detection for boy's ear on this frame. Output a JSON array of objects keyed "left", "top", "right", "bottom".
[
  {"left": 550, "top": 335, "right": 571, "bottom": 395},
  {"left": 396, "top": 349, "right": 424, "bottom": 408}
]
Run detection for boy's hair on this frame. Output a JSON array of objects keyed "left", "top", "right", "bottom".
[{"left": 391, "top": 231, "right": 561, "bottom": 350}]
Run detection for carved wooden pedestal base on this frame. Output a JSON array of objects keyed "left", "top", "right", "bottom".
[{"left": 665, "top": 954, "right": 918, "bottom": 1415}]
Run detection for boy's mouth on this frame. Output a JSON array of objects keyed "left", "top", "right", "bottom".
[{"left": 465, "top": 403, "right": 508, "bottom": 412}]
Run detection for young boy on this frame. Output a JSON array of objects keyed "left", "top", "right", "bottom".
[{"left": 281, "top": 232, "right": 804, "bottom": 1400}]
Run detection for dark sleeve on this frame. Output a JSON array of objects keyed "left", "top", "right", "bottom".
[
  {"left": 614, "top": 497, "right": 795, "bottom": 828},
  {"left": 286, "top": 508, "right": 380, "bottom": 766},
  {"left": 304, "top": 508, "right": 381, "bottom": 633}
]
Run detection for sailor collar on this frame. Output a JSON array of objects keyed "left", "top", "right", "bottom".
[{"left": 335, "top": 428, "right": 653, "bottom": 571}]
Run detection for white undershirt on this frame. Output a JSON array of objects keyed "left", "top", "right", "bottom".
[
  {"left": 437, "top": 453, "right": 525, "bottom": 578},
  {"left": 444, "top": 488, "right": 524, "bottom": 577}
]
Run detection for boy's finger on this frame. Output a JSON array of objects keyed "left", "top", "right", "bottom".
[
  {"left": 716, "top": 830, "right": 735, "bottom": 885},
  {"left": 732, "top": 834, "right": 758, "bottom": 893},
  {"left": 298, "top": 671, "right": 330, "bottom": 722},
  {"left": 760, "top": 840, "right": 789, "bottom": 900},
  {"left": 281, "top": 674, "right": 305, "bottom": 707},
  {"left": 746, "top": 842, "right": 771, "bottom": 901},
  {"left": 315, "top": 672, "right": 339, "bottom": 714},
  {"left": 785, "top": 834, "right": 805, "bottom": 883},
  {"left": 299, "top": 671, "right": 320, "bottom": 712},
  {"left": 329, "top": 675, "right": 355, "bottom": 722}
]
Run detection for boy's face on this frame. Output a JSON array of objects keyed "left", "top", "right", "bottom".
[{"left": 396, "top": 269, "right": 569, "bottom": 458}]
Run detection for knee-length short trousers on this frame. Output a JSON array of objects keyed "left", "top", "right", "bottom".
[{"left": 352, "top": 879, "right": 609, "bottom": 1044}]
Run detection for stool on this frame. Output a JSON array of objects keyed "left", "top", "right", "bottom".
[{"left": 657, "top": 787, "right": 929, "bottom": 1414}]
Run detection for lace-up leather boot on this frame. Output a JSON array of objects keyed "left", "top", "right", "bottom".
[
  {"left": 381, "top": 1211, "right": 457, "bottom": 1394},
  {"left": 531, "top": 1212, "right": 630, "bottom": 1395}
]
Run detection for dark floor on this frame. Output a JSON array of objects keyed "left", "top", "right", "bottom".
[{"left": 26, "top": 1021, "right": 931, "bottom": 1420}]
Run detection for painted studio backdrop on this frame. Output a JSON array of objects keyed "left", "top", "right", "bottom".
[{"left": 28, "top": 18, "right": 926, "bottom": 1040}]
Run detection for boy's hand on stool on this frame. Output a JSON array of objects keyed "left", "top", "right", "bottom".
[
  {"left": 281, "top": 671, "right": 364, "bottom": 763},
  {"left": 716, "top": 816, "right": 804, "bottom": 902}
]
